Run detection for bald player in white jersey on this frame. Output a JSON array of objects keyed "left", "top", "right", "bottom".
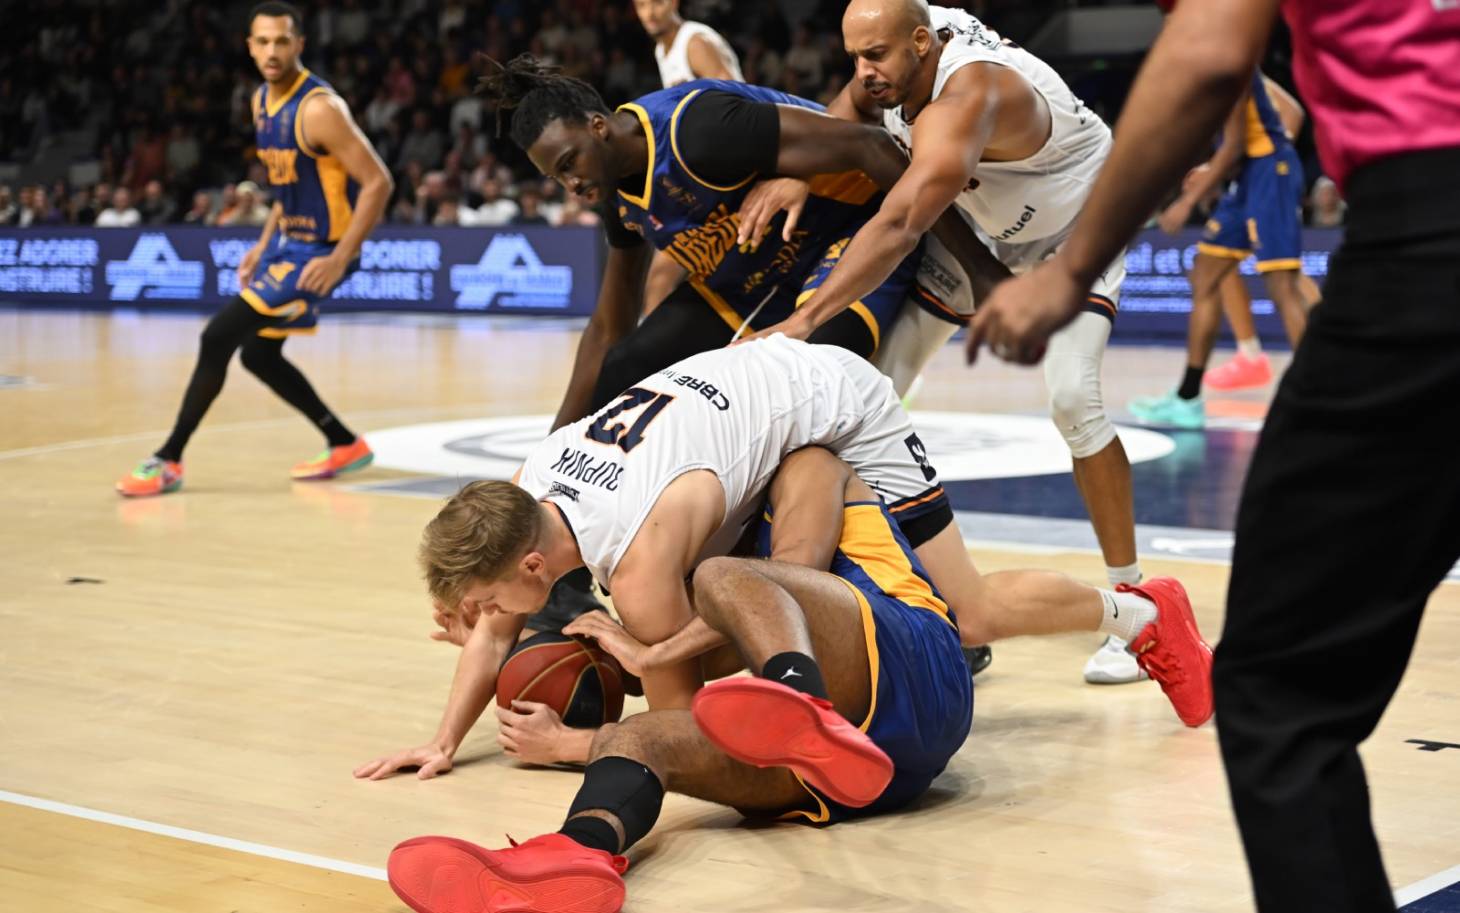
[
  {"left": 734, "top": 0, "right": 1146, "bottom": 683},
  {"left": 355, "top": 337, "right": 1212, "bottom": 781}
]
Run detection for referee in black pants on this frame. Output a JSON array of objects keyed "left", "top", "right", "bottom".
[{"left": 958, "top": 0, "right": 1460, "bottom": 909}]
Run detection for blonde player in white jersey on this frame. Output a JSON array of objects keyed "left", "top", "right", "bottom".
[
  {"left": 633, "top": 0, "right": 745, "bottom": 313},
  {"left": 356, "top": 336, "right": 1209, "bottom": 778},
  {"left": 734, "top": 0, "right": 1146, "bottom": 684}
]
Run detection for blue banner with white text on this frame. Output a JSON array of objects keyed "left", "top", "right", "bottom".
[
  {"left": 0, "top": 225, "right": 604, "bottom": 317},
  {"left": 0, "top": 225, "right": 1342, "bottom": 341}
]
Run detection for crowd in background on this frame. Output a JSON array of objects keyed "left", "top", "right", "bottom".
[{"left": 0, "top": 0, "right": 1344, "bottom": 230}]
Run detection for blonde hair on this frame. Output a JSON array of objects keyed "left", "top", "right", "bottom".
[{"left": 420, "top": 480, "right": 542, "bottom": 606}]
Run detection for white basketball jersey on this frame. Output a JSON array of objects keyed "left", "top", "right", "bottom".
[
  {"left": 884, "top": 6, "right": 1111, "bottom": 246},
  {"left": 655, "top": 21, "right": 744, "bottom": 87},
  {"left": 517, "top": 337, "right": 928, "bottom": 586}
]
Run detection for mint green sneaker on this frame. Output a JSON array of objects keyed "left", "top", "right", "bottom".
[{"left": 1128, "top": 390, "right": 1206, "bottom": 429}]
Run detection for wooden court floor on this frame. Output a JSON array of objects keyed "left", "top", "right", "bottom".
[{"left": 2, "top": 309, "right": 1457, "bottom": 912}]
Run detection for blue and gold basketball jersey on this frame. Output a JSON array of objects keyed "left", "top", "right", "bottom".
[
  {"left": 1243, "top": 70, "right": 1291, "bottom": 159},
  {"left": 615, "top": 80, "right": 889, "bottom": 329},
  {"left": 254, "top": 68, "right": 359, "bottom": 244},
  {"left": 756, "top": 499, "right": 973, "bottom": 824}
]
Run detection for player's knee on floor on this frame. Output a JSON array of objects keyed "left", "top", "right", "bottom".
[{"left": 1046, "top": 359, "right": 1116, "bottom": 459}]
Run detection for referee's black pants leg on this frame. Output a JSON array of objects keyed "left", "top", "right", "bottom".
[{"left": 1215, "top": 233, "right": 1460, "bottom": 912}]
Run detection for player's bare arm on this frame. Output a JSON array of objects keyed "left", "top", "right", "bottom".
[
  {"left": 571, "top": 448, "right": 856, "bottom": 674},
  {"left": 606, "top": 469, "right": 727, "bottom": 706},
  {"left": 686, "top": 34, "right": 737, "bottom": 81},
  {"left": 294, "top": 93, "right": 393, "bottom": 295},
  {"left": 971, "top": 0, "right": 1278, "bottom": 363},
  {"left": 739, "top": 70, "right": 1018, "bottom": 340},
  {"left": 355, "top": 608, "right": 525, "bottom": 780},
  {"left": 551, "top": 241, "right": 654, "bottom": 429}
]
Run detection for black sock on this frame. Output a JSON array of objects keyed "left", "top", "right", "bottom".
[
  {"left": 761, "top": 651, "right": 828, "bottom": 700},
  {"left": 558, "top": 816, "right": 621, "bottom": 854},
  {"left": 1176, "top": 365, "right": 1204, "bottom": 400},
  {"left": 561, "top": 756, "right": 665, "bottom": 854},
  {"left": 239, "top": 337, "right": 356, "bottom": 447}
]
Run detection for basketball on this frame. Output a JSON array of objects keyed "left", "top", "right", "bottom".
[{"left": 496, "top": 631, "right": 626, "bottom": 727}]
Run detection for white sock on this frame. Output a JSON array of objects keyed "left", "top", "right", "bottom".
[
  {"left": 1106, "top": 562, "right": 1142, "bottom": 588},
  {"left": 1098, "top": 589, "right": 1158, "bottom": 643},
  {"left": 1237, "top": 337, "right": 1262, "bottom": 358}
]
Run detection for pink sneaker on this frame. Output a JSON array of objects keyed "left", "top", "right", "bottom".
[{"left": 1204, "top": 352, "right": 1272, "bottom": 391}]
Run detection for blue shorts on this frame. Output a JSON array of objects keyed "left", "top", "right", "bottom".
[
  {"left": 786, "top": 582, "right": 973, "bottom": 824},
  {"left": 1199, "top": 148, "right": 1305, "bottom": 272},
  {"left": 795, "top": 238, "right": 924, "bottom": 356},
  {"left": 239, "top": 237, "right": 357, "bottom": 337}
]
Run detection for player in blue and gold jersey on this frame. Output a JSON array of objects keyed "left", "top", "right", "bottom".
[
  {"left": 116, "top": 1, "right": 392, "bottom": 497},
  {"left": 474, "top": 54, "right": 1004, "bottom": 432},
  {"left": 1129, "top": 69, "right": 1318, "bottom": 430},
  {"left": 384, "top": 447, "right": 974, "bottom": 911}
]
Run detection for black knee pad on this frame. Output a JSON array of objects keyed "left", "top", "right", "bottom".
[{"left": 567, "top": 755, "right": 665, "bottom": 850}]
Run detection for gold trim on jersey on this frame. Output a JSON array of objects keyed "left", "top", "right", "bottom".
[
  {"left": 838, "top": 504, "right": 950, "bottom": 620},
  {"left": 292, "top": 86, "right": 331, "bottom": 157},
  {"left": 615, "top": 103, "right": 657, "bottom": 210},
  {"left": 316, "top": 153, "right": 355, "bottom": 242},
  {"left": 241, "top": 289, "right": 310, "bottom": 319},
  {"left": 688, "top": 276, "right": 745, "bottom": 332},
  {"left": 806, "top": 169, "right": 878, "bottom": 207},
  {"left": 264, "top": 68, "right": 312, "bottom": 118},
  {"left": 668, "top": 89, "right": 756, "bottom": 193},
  {"left": 257, "top": 325, "right": 318, "bottom": 338},
  {"left": 1243, "top": 95, "right": 1275, "bottom": 159},
  {"left": 780, "top": 578, "right": 880, "bottom": 824}
]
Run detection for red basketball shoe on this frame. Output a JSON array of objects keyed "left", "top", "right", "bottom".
[
  {"left": 388, "top": 833, "right": 628, "bottom": 913},
  {"left": 691, "top": 677, "right": 893, "bottom": 808},
  {"left": 1122, "top": 577, "right": 1215, "bottom": 727}
]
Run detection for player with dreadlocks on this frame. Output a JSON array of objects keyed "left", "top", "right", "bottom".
[{"left": 475, "top": 54, "right": 1005, "bottom": 430}]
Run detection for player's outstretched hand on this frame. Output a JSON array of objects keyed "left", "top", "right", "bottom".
[
  {"left": 495, "top": 701, "right": 569, "bottom": 766},
  {"left": 737, "top": 177, "right": 810, "bottom": 247},
  {"left": 353, "top": 742, "right": 454, "bottom": 781},
  {"left": 564, "top": 609, "right": 650, "bottom": 678},
  {"left": 967, "top": 258, "right": 1087, "bottom": 366}
]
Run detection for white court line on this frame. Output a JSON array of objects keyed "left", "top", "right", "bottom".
[
  {"left": 1396, "top": 863, "right": 1460, "bottom": 906},
  {"left": 0, "top": 789, "right": 387, "bottom": 881},
  {"left": 0, "top": 402, "right": 501, "bottom": 463}
]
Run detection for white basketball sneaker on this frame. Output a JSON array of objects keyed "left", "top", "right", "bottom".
[{"left": 1083, "top": 635, "right": 1150, "bottom": 684}]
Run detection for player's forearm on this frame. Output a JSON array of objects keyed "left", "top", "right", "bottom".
[
  {"left": 642, "top": 616, "right": 730, "bottom": 672},
  {"left": 431, "top": 635, "right": 508, "bottom": 755},
  {"left": 255, "top": 203, "right": 283, "bottom": 248},
  {"left": 553, "top": 726, "right": 595, "bottom": 765},
  {"left": 1058, "top": 2, "right": 1272, "bottom": 286},
  {"left": 329, "top": 172, "right": 392, "bottom": 262}
]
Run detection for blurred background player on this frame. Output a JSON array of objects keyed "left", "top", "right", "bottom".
[
  {"left": 115, "top": 1, "right": 392, "bottom": 497},
  {"left": 1130, "top": 67, "right": 1317, "bottom": 430},
  {"left": 633, "top": 0, "right": 745, "bottom": 315}
]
